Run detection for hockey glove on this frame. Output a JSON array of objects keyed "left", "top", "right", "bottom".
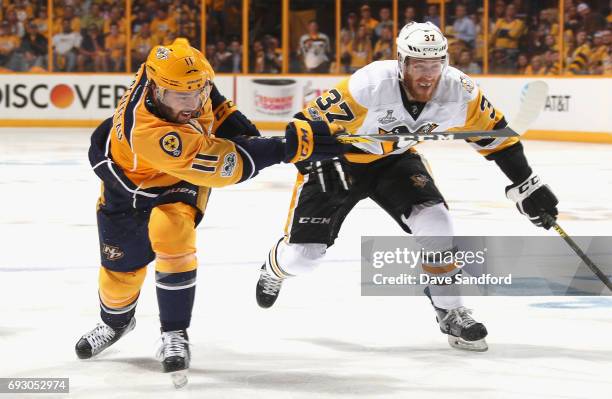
[
  {"left": 284, "top": 120, "right": 348, "bottom": 163},
  {"left": 505, "top": 173, "right": 558, "bottom": 229},
  {"left": 304, "top": 159, "right": 351, "bottom": 193}
]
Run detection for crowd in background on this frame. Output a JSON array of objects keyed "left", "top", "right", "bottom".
[{"left": 1, "top": 0, "right": 610, "bottom": 75}]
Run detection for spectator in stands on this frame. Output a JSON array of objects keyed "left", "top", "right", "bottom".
[
  {"left": 32, "top": 8, "right": 49, "bottom": 37},
  {"left": 206, "top": 44, "right": 217, "bottom": 69},
  {"left": 359, "top": 4, "right": 379, "bottom": 38},
  {"left": 373, "top": 25, "right": 393, "bottom": 61},
  {"left": 264, "top": 36, "right": 282, "bottom": 74},
  {"left": 178, "top": 11, "right": 198, "bottom": 47},
  {"left": 564, "top": 4, "right": 581, "bottom": 34},
  {"left": 298, "top": 20, "right": 330, "bottom": 73},
  {"left": 54, "top": 5, "right": 79, "bottom": 35},
  {"left": 81, "top": 3, "right": 104, "bottom": 33},
  {"left": 4, "top": 9, "right": 25, "bottom": 38},
  {"left": 52, "top": 19, "right": 81, "bottom": 72},
  {"left": 251, "top": 39, "right": 265, "bottom": 73},
  {"left": 516, "top": 53, "right": 529, "bottom": 73},
  {"left": 576, "top": 3, "right": 605, "bottom": 35},
  {"left": 543, "top": 50, "right": 560, "bottom": 74},
  {"left": 490, "top": 47, "right": 511, "bottom": 73},
  {"left": 341, "top": 12, "right": 359, "bottom": 41},
  {"left": 229, "top": 39, "right": 242, "bottom": 73},
  {"left": 590, "top": 30, "right": 609, "bottom": 74},
  {"left": 348, "top": 25, "right": 372, "bottom": 72},
  {"left": 490, "top": 3, "right": 526, "bottom": 67},
  {"left": 525, "top": 54, "right": 545, "bottom": 74},
  {"left": 105, "top": 23, "right": 125, "bottom": 72},
  {"left": 453, "top": 4, "right": 476, "bottom": 48},
  {"left": 78, "top": 23, "right": 106, "bottom": 71},
  {"left": 150, "top": 8, "right": 177, "bottom": 40},
  {"left": 0, "top": 21, "right": 21, "bottom": 70},
  {"left": 568, "top": 29, "right": 592, "bottom": 74},
  {"left": 17, "top": 22, "right": 47, "bottom": 71},
  {"left": 492, "top": 0, "right": 506, "bottom": 22},
  {"left": 424, "top": 4, "right": 440, "bottom": 28},
  {"left": 339, "top": 30, "right": 352, "bottom": 73},
  {"left": 131, "top": 9, "right": 151, "bottom": 34},
  {"left": 130, "top": 22, "right": 158, "bottom": 71},
  {"left": 455, "top": 48, "right": 481, "bottom": 74},
  {"left": 215, "top": 40, "right": 233, "bottom": 73},
  {"left": 374, "top": 7, "right": 393, "bottom": 40},
  {"left": 104, "top": 7, "right": 126, "bottom": 36},
  {"left": 404, "top": 6, "right": 416, "bottom": 25}
]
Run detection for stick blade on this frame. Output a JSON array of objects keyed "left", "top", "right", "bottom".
[{"left": 511, "top": 80, "right": 549, "bottom": 135}]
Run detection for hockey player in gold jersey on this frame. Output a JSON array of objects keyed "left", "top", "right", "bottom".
[
  {"left": 74, "top": 38, "right": 347, "bottom": 384},
  {"left": 255, "top": 22, "right": 559, "bottom": 352}
]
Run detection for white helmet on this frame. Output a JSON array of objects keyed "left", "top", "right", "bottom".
[{"left": 396, "top": 22, "right": 448, "bottom": 79}]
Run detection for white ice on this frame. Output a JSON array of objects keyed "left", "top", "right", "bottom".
[{"left": 1, "top": 129, "right": 611, "bottom": 399}]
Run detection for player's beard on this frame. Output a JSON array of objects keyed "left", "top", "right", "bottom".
[{"left": 403, "top": 74, "right": 440, "bottom": 102}]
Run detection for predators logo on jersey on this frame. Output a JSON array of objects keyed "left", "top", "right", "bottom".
[{"left": 160, "top": 133, "right": 183, "bottom": 157}]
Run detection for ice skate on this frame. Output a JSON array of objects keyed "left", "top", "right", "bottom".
[
  {"left": 157, "top": 330, "right": 190, "bottom": 389},
  {"left": 256, "top": 264, "right": 284, "bottom": 308},
  {"left": 434, "top": 306, "right": 489, "bottom": 352},
  {"left": 75, "top": 317, "right": 136, "bottom": 359}
]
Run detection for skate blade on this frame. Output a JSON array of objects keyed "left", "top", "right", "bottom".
[
  {"left": 170, "top": 370, "right": 188, "bottom": 389},
  {"left": 448, "top": 335, "right": 488, "bottom": 352}
]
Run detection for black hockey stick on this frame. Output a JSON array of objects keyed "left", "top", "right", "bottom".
[{"left": 542, "top": 214, "right": 612, "bottom": 293}]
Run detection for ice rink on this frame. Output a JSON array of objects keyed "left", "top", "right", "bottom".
[{"left": 1, "top": 128, "right": 611, "bottom": 398}]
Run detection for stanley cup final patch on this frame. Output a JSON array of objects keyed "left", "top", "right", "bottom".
[{"left": 160, "top": 132, "right": 182, "bottom": 157}]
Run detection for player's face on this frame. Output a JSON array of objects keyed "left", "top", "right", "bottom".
[
  {"left": 403, "top": 57, "right": 444, "bottom": 102},
  {"left": 158, "top": 82, "right": 212, "bottom": 123}
]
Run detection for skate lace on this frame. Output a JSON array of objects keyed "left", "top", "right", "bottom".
[
  {"left": 85, "top": 323, "right": 116, "bottom": 350},
  {"left": 261, "top": 269, "right": 283, "bottom": 296},
  {"left": 156, "top": 331, "right": 189, "bottom": 360},
  {"left": 442, "top": 307, "right": 477, "bottom": 329}
]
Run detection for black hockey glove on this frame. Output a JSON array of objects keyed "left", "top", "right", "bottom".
[
  {"left": 284, "top": 120, "right": 349, "bottom": 163},
  {"left": 505, "top": 174, "right": 558, "bottom": 229},
  {"left": 303, "top": 159, "right": 351, "bottom": 193}
]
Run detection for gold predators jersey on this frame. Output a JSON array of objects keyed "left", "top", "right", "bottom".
[
  {"left": 108, "top": 64, "right": 245, "bottom": 190},
  {"left": 297, "top": 60, "right": 516, "bottom": 163}
]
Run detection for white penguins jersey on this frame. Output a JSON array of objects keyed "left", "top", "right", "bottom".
[{"left": 298, "top": 60, "right": 518, "bottom": 164}]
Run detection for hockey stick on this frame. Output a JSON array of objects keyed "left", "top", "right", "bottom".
[
  {"left": 542, "top": 214, "right": 612, "bottom": 293},
  {"left": 335, "top": 80, "right": 549, "bottom": 145}
]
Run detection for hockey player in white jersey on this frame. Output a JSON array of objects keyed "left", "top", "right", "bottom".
[{"left": 255, "top": 22, "right": 559, "bottom": 351}]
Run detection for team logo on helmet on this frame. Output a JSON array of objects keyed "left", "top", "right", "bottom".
[
  {"left": 160, "top": 132, "right": 182, "bottom": 157},
  {"left": 156, "top": 47, "right": 170, "bottom": 60},
  {"left": 460, "top": 75, "right": 474, "bottom": 94}
]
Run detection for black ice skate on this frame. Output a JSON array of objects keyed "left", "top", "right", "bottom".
[
  {"left": 434, "top": 306, "right": 488, "bottom": 352},
  {"left": 157, "top": 330, "right": 190, "bottom": 389},
  {"left": 256, "top": 264, "right": 284, "bottom": 308},
  {"left": 75, "top": 317, "right": 136, "bottom": 359}
]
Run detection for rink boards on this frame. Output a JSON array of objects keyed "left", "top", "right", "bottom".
[{"left": 0, "top": 74, "right": 610, "bottom": 142}]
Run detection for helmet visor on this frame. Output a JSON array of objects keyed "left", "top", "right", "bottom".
[
  {"left": 402, "top": 57, "right": 444, "bottom": 79},
  {"left": 159, "top": 80, "right": 213, "bottom": 113}
]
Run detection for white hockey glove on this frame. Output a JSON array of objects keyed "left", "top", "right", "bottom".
[{"left": 505, "top": 173, "right": 558, "bottom": 229}]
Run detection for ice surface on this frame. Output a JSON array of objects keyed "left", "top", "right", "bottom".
[{"left": 1, "top": 129, "right": 611, "bottom": 398}]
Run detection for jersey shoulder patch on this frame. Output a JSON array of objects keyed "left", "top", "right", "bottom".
[
  {"left": 159, "top": 132, "right": 183, "bottom": 157},
  {"left": 439, "top": 66, "right": 478, "bottom": 103}
]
